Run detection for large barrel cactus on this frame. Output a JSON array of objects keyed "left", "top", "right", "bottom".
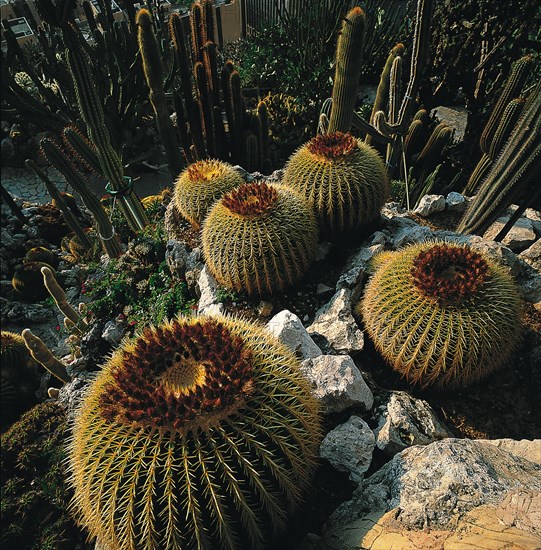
[
  {"left": 68, "top": 314, "right": 321, "bottom": 550},
  {"left": 282, "top": 131, "right": 389, "bottom": 236},
  {"left": 202, "top": 181, "right": 318, "bottom": 296},
  {"left": 357, "top": 241, "right": 522, "bottom": 389},
  {"left": 12, "top": 261, "right": 55, "bottom": 301},
  {"left": 174, "top": 159, "right": 244, "bottom": 227}
]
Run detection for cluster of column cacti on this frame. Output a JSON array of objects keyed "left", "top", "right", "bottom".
[
  {"left": 458, "top": 77, "right": 540, "bottom": 237},
  {"left": 168, "top": 0, "right": 271, "bottom": 171},
  {"left": 462, "top": 55, "right": 534, "bottom": 197},
  {"left": 323, "top": 0, "right": 439, "bottom": 209}
]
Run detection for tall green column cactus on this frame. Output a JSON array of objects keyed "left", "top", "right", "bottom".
[
  {"left": 63, "top": 23, "right": 149, "bottom": 232},
  {"left": 458, "top": 78, "right": 541, "bottom": 237},
  {"left": 328, "top": 7, "right": 366, "bottom": 133},
  {"left": 68, "top": 315, "right": 321, "bottom": 549},
  {"left": 137, "top": 8, "right": 183, "bottom": 178},
  {"left": 39, "top": 139, "right": 123, "bottom": 259}
]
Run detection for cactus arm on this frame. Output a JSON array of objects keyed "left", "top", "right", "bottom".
[
  {"left": 62, "top": 126, "right": 103, "bottom": 175},
  {"left": 487, "top": 97, "right": 525, "bottom": 160},
  {"left": 39, "top": 139, "right": 122, "bottom": 259},
  {"left": 25, "top": 159, "right": 93, "bottom": 250},
  {"left": 328, "top": 7, "right": 366, "bottom": 133},
  {"left": 366, "top": 43, "right": 404, "bottom": 144},
  {"left": 195, "top": 61, "right": 216, "bottom": 157},
  {"left": 351, "top": 111, "right": 391, "bottom": 143},
  {"left": 22, "top": 329, "right": 70, "bottom": 384},
  {"left": 41, "top": 266, "right": 88, "bottom": 333},
  {"left": 136, "top": 8, "right": 182, "bottom": 178}
]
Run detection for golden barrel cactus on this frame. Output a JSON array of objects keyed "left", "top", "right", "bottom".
[
  {"left": 357, "top": 241, "right": 522, "bottom": 389},
  {"left": 68, "top": 314, "right": 321, "bottom": 550},
  {"left": 12, "top": 261, "right": 54, "bottom": 301},
  {"left": 282, "top": 131, "right": 389, "bottom": 236},
  {"left": 202, "top": 181, "right": 318, "bottom": 296},
  {"left": 174, "top": 159, "right": 244, "bottom": 227}
]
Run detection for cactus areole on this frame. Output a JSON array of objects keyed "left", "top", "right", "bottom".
[{"left": 69, "top": 314, "right": 321, "bottom": 550}]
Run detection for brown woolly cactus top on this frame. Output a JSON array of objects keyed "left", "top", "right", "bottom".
[
  {"left": 306, "top": 131, "right": 357, "bottom": 159},
  {"left": 221, "top": 181, "right": 278, "bottom": 217},
  {"left": 186, "top": 159, "right": 228, "bottom": 182},
  {"left": 411, "top": 243, "right": 489, "bottom": 305},
  {"left": 99, "top": 318, "right": 255, "bottom": 433},
  {"left": 1, "top": 331, "right": 25, "bottom": 353}
]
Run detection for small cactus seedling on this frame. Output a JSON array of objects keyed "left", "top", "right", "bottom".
[
  {"left": 282, "top": 131, "right": 389, "bottom": 236},
  {"left": 68, "top": 314, "right": 321, "bottom": 550},
  {"left": 357, "top": 241, "right": 522, "bottom": 389},
  {"left": 174, "top": 159, "right": 244, "bottom": 227},
  {"left": 202, "top": 181, "right": 318, "bottom": 296}
]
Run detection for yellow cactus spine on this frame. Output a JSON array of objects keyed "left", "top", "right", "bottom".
[
  {"left": 68, "top": 314, "right": 322, "bottom": 550},
  {"left": 357, "top": 241, "right": 522, "bottom": 389},
  {"left": 202, "top": 181, "right": 318, "bottom": 296},
  {"left": 282, "top": 131, "right": 389, "bottom": 236},
  {"left": 173, "top": 159, "right": 244, "bottom": 227}
]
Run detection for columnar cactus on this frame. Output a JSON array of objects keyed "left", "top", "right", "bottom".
[
  {"left": 357, "top": 241, "right": 522, "bottom": 389},
  {"left": 174, "top": 159, "right": 244, "bottom": 227},
  {"left": 202, "top": 181, "right": 318, "bottom": 296},
  {"left": 282, "top": 131, "right": 389, "bottom": 236},
  {"left": 68, "top": 314, "right": 321, "bottom": 550},
  {"left": 328, "top": 7, "right": 367, "bottom": 133}
]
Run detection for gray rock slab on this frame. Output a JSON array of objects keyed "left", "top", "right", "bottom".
[
  {"left": 320, "top": 415, "right": 376, "bottom": 483},
  {"left": 374, "top": 391, "right": 453, "bottom": 456},
  {"left": 300, "top": 354, "right": 373, "bottom": 414},
  {"left": 266, "top": 309, "right": 322, "bottom": 360},
  {"left": 413, "top": 194, "right": 446, "bottom": 217},
  {"left": 307, "top": 288, "right": 364, "bottom": 355}
]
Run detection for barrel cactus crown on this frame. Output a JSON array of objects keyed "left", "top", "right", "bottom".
[
  {"left": 357, "top": 241, "right": 522, "bottom": 389},
  {"left": 1, "top": 330, "right": 31, "bottom": 370},
  {"left": 69, "top": 315, "right": 321, "bottom": 550},
  {"left": 174, "top": 159, "right": 244, "bottom": 227},
  {"left": 202, "top": 181, "right": 318, "bottom": 296},
  {"left": 282, "top": 131, "right": 389, "bottom": 236}
]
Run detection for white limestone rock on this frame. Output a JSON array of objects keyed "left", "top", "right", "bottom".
[
  {"left": 374, "top": 391, "right": 453, "bottom": 456},
  {"left": 483, "top": 216, "right": 537, "bottom": 252},
  {"left": 320, "top": 415, "right": 376, "bottom": 483},
  {"left": 413, "top": 194, "right": 446, "bottom": 217},
  {"left": 307, "top": 289, "right": 364, "bottom": 355},
  {"left": 445, "top": 191, "right": 467, "bottom": 212},
  {"left": 266, "top": 309, "right": 322, "bottom": 360},
  {"left": 300, "top": 354, "right": 373, "bottom": 414},
  {"left": 197, "top": 266, "right": 224, "bottom": 315}
]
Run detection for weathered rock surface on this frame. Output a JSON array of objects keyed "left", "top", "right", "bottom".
[
  {"left": 445, "top": 191, "right": 467, "bottom": 212},
  {"left": 480, "top": 438, "right": 541, "bottom": 465},
  {"left": 266, "top": 309, "right": 322, "bottom": 360},
  {"left": 336, "top": 242, "right": 385, "bottom": 297},
  {"left": 520, "top": 239, "right": 541, "bottom": 269},
  {"left": 307, "top": 289, "right": 364, "bottom": 355},
  {"left": 322, "top": 438, "right": 541, "bottom": 548},
  {"left": 300, "top": 355, "right": 373, "bottom": 414},
  {"left": 484, "top": 216, "right": 538, "bottom": 252},
  {"left": 320, "top": 415, "right": 376, "bottom": 483},
  {"left": 374, "top": 391, "right": 453, "bottom": 456},
  {"left": 414, "top": 194, "right": 446, "bottom": 217},
  {"left": 197, "top": 266, "right": 224, "bottom": 316},
  {"left": 165, "top": 239, "right": 191, "bottom": 279}
]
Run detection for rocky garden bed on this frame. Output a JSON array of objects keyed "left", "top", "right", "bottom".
[{"left": 1, "top": 174, "right": 539, "bottom": 549}]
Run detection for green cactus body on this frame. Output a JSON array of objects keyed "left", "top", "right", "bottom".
[
  {"left": 12, "top": 262, "right": 55, "bottom": 301},
  {"left": 328, "top": 7, "right": 367, "bottom": 133},
  {"left": 174, "top": 159, "right": 244, "bottom": 227},
  {"left": 68, "top": 314, "right": 321, "bottom": 550},
  {"left": 1, "top": 331, "right": 31, "bottom": 370},
  {"left": 202, "top": 182, "right": 318, "bottom": 296},
  {"left": 358, "top": 241, "right": 522, "bottom": 389},
  {"left": 282, "top": 132, "right": 389, "bottom": 236}
]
